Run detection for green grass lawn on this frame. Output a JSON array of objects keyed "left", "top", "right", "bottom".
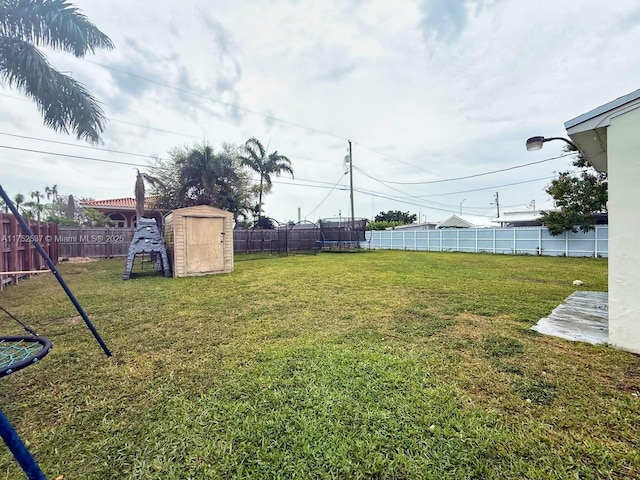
[{"left": 0, "top": 251, "right": 638, "bottom": 479}]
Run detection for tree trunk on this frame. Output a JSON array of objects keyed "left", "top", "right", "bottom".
[{"left": 258, "top": 176, "right": 263, "bottom": 221}]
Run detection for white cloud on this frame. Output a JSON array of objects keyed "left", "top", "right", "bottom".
[{"left": 1, "top": 0, "right": 639, "bottom": 222}]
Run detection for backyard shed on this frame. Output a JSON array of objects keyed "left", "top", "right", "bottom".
[{"left": 164, "top": 205, "right": 234, "bottom": 277}]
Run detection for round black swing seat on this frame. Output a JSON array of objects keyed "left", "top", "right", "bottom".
[{"left": 0, "top": 336, "right": 52, "bottom": 378}]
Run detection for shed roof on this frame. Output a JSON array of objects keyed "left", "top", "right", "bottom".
[
  {"left": 564, "top": 88, "right": 640, "bottom": 172},
  {"left": 167, "top": 205, "right": 233, "bottom": 218}
]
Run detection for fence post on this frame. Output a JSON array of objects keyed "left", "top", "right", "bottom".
[
  {"left": 539, "top": 227, "right": 542, "bottom": 255},
  {"left": 565, "top": 231, "right": 569, "bottom": 256},
  {"left": 439, "top": 230, "right": 442, "bottom": 252},
  {"left": 594, "top": 226, "right": 598, "bottom": 258},
  {"left": 456, "top": 230, "right": 459, "bottom": 252},
  {"left": 512, "top": 228, "right": 516, "bottom": 254},
  {"left": 414, "top": 231, "right": 417, "bottom": 251},
  {"left": 402, "top": 231, "right": 406, "bottom": 250},
  {"left": 493, "top": 228, "right": 496, "bottom": 254},
  {"left": 475, "top": 229, "right": 478, "bottom": 253}
]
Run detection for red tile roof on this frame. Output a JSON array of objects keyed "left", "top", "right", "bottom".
[{"left": 81, "top": 197, "right": 159, "bottom": 209}]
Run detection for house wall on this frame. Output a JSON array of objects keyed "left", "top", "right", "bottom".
[{"left": 607, "top": 107, "right": 640, "bottom": 354}]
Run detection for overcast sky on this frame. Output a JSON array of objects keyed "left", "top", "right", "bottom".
[{"left": 2, "top": 0, "right": 639, "bottom": 223}]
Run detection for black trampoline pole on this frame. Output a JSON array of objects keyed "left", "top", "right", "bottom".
[{"left": 0, "top": 184, "right": 111, "bottom": 357}]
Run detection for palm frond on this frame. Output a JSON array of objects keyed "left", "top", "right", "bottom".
[
  {"left": 243, "top": 137, "right": 265, "bottom": 161},
  {"left": 0, "top": 36, "right": 107, "bottom": 143},
  {"left": 1, "top": 0, "right": 114, "bottom": 56}
]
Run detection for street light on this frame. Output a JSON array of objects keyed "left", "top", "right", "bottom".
[{"left": 525, "top": 136, "right": 579, "bottom": 152}]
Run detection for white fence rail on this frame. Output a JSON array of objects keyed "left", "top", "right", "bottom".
[{"left": 364, "top": 226, "right": 608, "bottom": 258}]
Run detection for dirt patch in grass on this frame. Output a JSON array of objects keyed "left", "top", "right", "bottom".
[
  {"left": 504, "top": 276, "right": 566, "bottom": 285},
  {"left": 60, "top": 257, "right": 98, "bottom": 263},
  {"left": 66, "top": 315, "right": 93, "bottom": 325}
]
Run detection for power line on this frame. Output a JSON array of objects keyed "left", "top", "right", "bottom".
[
  {"left": 304, "top": 173, "right": 347, "bottom": 218},
  {"left": 0, "top": 132, "right": 171, "bottom": 161},
  {"left": 0, "top": 142, "right": 558, "bottom": 211},
  {"left": 3, "top": 84, "right": 564, "bottom": 188},
  {"left": 82, "top": 61, "right": 455, "bottom": 173},
  {"left": 416, "top": 176, "right": 555, "bottom": 197},
  {"left": 85, "top": 60, "right": 348, "bottom": 142},
  {"left": 0, "top": 145, "right": 148, "bottom": 167},
  {"left": 0, "top": 92, "right": 203, "bottom": 140},
  {"left": 353, "top": 165, "right": 492, "bottom": 212},
  {"left": 0, "top": 86, "right": 566, "bottom": 212},
  {"left": 360, "top": 153, "right": 574, "bottom": 185},
  {"left": 355, "top": 143, "right": 434, "bottom": 175},
  {"left": 109, "top": 118, "right": 203, "bottom": 140}
]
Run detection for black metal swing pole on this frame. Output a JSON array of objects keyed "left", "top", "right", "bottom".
[
  {"left": 0, "top": 409, "right": 46, "bottom": 479},
  {"left": 0, "top": 184, "right": 111, "bottom": 357}
]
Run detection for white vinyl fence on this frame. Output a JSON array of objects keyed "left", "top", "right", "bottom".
[{"left": 364, "top": 226, "right": 608, "bottom": 258}]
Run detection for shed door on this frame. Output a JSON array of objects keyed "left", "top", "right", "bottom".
[{"left": 185, "top": 216, "right": 224, "bottom": 273}]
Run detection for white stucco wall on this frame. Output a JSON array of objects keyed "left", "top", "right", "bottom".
[{"left": 607, "top": 107, "right": 640, "bottom": 354}]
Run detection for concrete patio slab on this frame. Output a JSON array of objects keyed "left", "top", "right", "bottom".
[{"left": 532, "top": 291, "right": 608, "bottom": 345}]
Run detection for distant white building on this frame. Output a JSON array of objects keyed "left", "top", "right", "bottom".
[
  {"left": 492, "top": 210, "right": 550, "bottom": 227},
  {"left": 385, "top": 222, "right": 438, "bottom": 231},
  {"left": 436, "top": 214, "right": 494, "bottom": 229},
  {"left": 493, "top": 209, "right": 606, "bottom": 227}
]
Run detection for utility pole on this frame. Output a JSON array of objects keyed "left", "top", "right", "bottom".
[
  {"left": 493, "top": 191, "right": 500, "bottom": 218},
  {"left": 348, "top": 140, "right": 355, "bottom": 229}
]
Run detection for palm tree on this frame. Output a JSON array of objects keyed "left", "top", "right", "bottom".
[
  {"left": 12, "top": 193, "right": 24, "bottom": 214},
  {"left": 30, "top": 190, "right": 44, "bottom": 221},
  {"left": 135, "top": 169, "right": 145, "bottom": 224},
  {"left": 134, "top": 169, "right": 164, "bottom": 226},
  {"left": 0, "top": 0, "right": 114, "bottom": 144},
  {"left": 177, "top": 145, "right": 219, "bottom": 204},
  {"left": 239, "top": 138, "right": 293, "bottom": 221},
  {"left": 45, "top": 184, "right": 58, "bottom": 202}
]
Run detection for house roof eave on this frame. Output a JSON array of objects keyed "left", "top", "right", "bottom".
[{"left": 564, "top": 88, "right": 640, "bottom": 173}]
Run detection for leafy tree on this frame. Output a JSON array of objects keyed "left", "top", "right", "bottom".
[
  {"left": 367, "top": 220, "right": 406, "bottom": 231},
  {"left": 374, "top": 210, "right": 417, "bottom": 224},
  {"left": 540, "top": 147, "right": 607, "bottom": 236},
  {"left": 150, "top": 143, "right": 254, "bottom": 221},
  {"left": 81, "top": 206, "right": 113, "bottom": 227},
  {"left": 239, "top": 137, "right": 293, "bottom": 221},
  {"left": 0, "top": 0, "right": 114, "bottom": 143},
  {"left": 254, "top": 216, "right": 275, "bottom": 229}
]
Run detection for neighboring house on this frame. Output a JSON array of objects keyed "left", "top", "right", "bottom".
[
  {"left": 437, "top": 214, "right": 494, "bottom": 229},
  {"left": 80, "top": 197, "right": 167, "bottom": 228},
  {"left": 493, "top": 210, "right": 546, "bottom": 227},
  {"left": 385, "top": 222, "right": 439, "bottom": 231},
  {"left": 564, "top": 88, "right": 640, "bottom": 354},
  {"left": 493, "top": 210, "right": 607, "bottom": 227}
]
